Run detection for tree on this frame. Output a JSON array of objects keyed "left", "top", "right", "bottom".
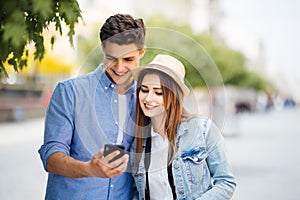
[{"left": 0, "top": 0, "right": 82, "bottom": 77}]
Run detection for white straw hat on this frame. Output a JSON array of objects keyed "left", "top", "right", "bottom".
[{"left": 131, "top": 54, "right": 190, "bottom": 96}]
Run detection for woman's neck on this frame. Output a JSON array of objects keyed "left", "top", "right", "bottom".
[{"left": 151, "top": 114, "right": 166, "bottom": 136}]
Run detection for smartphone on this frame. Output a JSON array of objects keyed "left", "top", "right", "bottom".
[{"left": 103, "top": 144, "right": 125, "bottom": 163}]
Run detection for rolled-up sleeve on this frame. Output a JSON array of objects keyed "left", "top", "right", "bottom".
[{"left": 38, "top": 81, "right": 75, "bottom": 171}]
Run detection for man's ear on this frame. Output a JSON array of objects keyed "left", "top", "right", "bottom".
[{"left": 139, "top": 48, "right": 146, "bottom": 58}]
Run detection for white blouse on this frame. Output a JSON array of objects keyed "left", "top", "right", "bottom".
[{"left": 148, "top": 128, "right": 173, "bottom": 200}]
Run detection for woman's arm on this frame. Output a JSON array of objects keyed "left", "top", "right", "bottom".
[{"left": 200, "top": 120, "right": 236, "bottom": 199}]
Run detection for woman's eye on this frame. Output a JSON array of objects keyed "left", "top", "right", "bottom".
[
  {"left": 141, "top": 89, "right": 149, "bottom": 93},
  {"left": 156, "top": 92, "right": 163, "bottom": 95}
]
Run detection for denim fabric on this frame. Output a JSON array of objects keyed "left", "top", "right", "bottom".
[
  {"left": 38, "top": 66, "right": 135, "bottom": 200},
  {"left": 131, "top": 116, "right": 236, "bottom": 200}
]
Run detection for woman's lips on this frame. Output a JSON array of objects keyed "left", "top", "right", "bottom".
[{"left": 144, "top": 103, "right": 158, "bottom": 110}]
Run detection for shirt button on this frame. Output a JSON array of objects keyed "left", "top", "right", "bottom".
[
  {"left": 104, "top": 86, "right": 108, "bottom": 90},
  {"left": 111, "top": 184, "right": 114, "bottom": 188},
  {"left": 111, "top": 84, "right": 115, "bottom": 88},
  {"left": 174, "top": 163, "right": 179, "bottom": 169},
  {"left": 115, "top": 121, "right": 118, "bottom": 125},
  {"left": 114, "top": 99, "right": 118, "bottom": 103},
  {"left": 179, "top": 189, "right": 184, "bottom": 194}
]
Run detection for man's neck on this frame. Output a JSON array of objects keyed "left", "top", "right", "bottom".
[{"left": 116, "top": 73, "right": 134, "bottom": 94}]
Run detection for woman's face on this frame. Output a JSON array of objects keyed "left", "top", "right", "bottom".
[{"left": 139, "top": 74, "right": 165, "bottom": 118}]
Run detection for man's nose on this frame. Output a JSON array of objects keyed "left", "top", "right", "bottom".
[{"left": 115, "top": 59, "right": 124, "bottom": 69}]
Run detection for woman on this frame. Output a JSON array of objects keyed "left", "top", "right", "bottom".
[{"left": 130, "top": 54, "right": 236, "bottom": 200}]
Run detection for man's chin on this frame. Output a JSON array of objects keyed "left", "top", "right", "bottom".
[
  {"left": 116, "top": 72, "right": 131, "bottom": 84},
  {"left": 116, "top": 73, "right": 134, "bottom": 94}
]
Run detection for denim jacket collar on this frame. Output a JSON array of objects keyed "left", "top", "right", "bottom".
[{"left": 176, "top": 121, "right": 188, "bottom": 138}]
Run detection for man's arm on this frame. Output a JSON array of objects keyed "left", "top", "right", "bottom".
[
  {"left": 42, "top": 82, "right": 129, "bottom": 179},
  {"left": 46, "top": 149, "right": 129, "bottom": 178}
]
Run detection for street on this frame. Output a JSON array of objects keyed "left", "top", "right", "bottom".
[
  {"left": 226, "top": 108, "right": 300, "bottom": 200},
  {"left": 0, "top": 108, "right": 300, "bottom": 199},
  {"left": 0, "top": 117, "right": 46, "bottom": 199}
]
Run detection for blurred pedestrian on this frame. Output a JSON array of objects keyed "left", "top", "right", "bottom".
[
  {"left": 284, "top": 97, "right": 296, "bottom": 109},
  {"left": 38, "top": 13, "right": 146, "bottom": 199},
  {"left": 130, "top": 54, "right": 236, "bottom": 199}
]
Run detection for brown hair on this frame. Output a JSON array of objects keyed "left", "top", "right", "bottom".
[
  {"left": 100, "top": 14, "right": 146, "bottom": 49},
  {"left": 133, "top": 69, "right": 186, "bottom": 173}
]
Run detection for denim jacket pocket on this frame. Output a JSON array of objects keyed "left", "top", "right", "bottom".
[{"left": 181, "top": 147, "right": 209, "bottom": 192}]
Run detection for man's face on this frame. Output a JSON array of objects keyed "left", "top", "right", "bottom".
[{"left": 102, "top": 41, "right": 145, "bottom": 84}]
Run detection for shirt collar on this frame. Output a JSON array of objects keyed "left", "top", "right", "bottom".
[
  {"left": 151, "top": 126, "right": 160, "bottom": 137},
  {"left": 95, "top": 64, "right": 136, "bottom": 94},
  {"left": 95, "top": 64, "right": 115, "bottom": 91}
]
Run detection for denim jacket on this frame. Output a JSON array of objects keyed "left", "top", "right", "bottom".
[{"left": 130, "top": 116, "right": 236, "bottom": 200}]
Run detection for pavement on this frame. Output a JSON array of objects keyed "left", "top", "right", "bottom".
[{"left": 226, "top": 108, "right": 300, "bottom": 200}]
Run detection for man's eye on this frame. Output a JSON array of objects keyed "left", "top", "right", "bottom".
[
  {"left": 125, "top": 58, "right": 134, "bottom": 62},
  {"left": 107, "top": 57, "right": 115, "bottom": 61}
]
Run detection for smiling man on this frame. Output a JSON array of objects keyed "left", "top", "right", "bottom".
[{"left": 38, "top": 14, "right": 146, "bottom": 200}]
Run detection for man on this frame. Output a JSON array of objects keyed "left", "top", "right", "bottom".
[{"left": 38, "top": 14, "right": 146, "bottom": 199}]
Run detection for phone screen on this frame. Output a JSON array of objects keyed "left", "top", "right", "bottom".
[{"left": 104, "top": 144, "right": 125, "bottom": 163}]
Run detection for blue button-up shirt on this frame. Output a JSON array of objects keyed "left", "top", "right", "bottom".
[{"left": 38, "top": 65, "right": 136, "bottom": 200}]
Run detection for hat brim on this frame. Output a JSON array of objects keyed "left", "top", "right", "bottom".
[{"left": 131, "top": 64, "right": 190, "bottom": 96}]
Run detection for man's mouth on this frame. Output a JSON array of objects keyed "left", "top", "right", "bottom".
[{"left": 113, "top": 70, "right": 127, "bottom": 77}]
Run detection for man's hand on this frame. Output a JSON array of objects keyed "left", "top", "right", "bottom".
[
  {"left": 46, "top": 149, "right": 129, "bottom": 179},
  {"left": 87, "top": 149, "right": 129, "bottom": 178}
]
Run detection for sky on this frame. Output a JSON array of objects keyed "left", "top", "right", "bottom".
[{"left": 219, "top": 0, "right": 300, "bottom": 99}]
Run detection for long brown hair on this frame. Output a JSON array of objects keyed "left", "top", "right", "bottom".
[{"left": 133, "top": 69, "right": 186, "bottom": 173}]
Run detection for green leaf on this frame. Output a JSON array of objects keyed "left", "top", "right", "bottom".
[
  {"left": 3, "top": 22, "right": 26, "bottom": 47},
  {"left": 0, "top": 63, "right": 8, "bottom": 77},
  {"left": 54, "top": 16, "right": 62, "bottom": 35},
  {"left": 32, "top": 0, "right": 53, "bottom": 18},
  {"left": 50, "top": 35, "right": 55, "bottom": 49},
  {"left": 19, "top": 59, "right": 28, "bottom": 70},
  {"left": 33, "top": 35, "right": 45, "bottom": 60},
  {"left": 0, "top": 0, "right": 81, "bottom": 76}
]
